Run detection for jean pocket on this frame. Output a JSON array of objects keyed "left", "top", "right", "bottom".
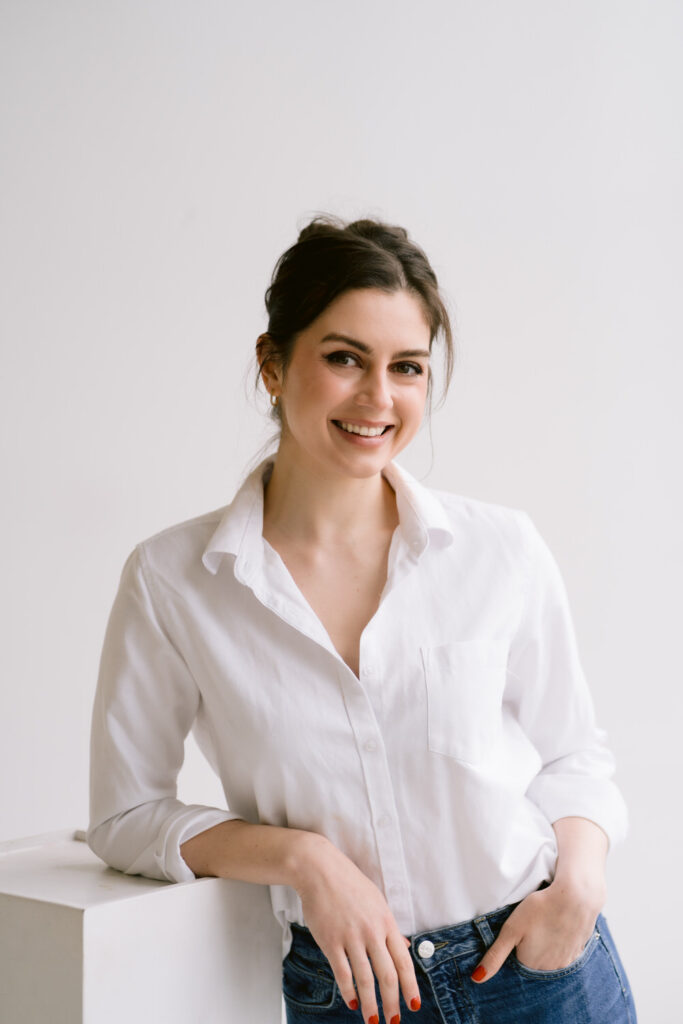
[
  {"left": 510, "top": 926, "right": 600, "bottom": 980},
  {"left": 282, "top": 949, "right": 339, "bottom": 1012},
  {"left": 420, "top": 637, "right": 508, "bottom": 765}
]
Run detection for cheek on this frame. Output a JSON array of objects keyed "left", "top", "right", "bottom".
[
  {"left": 403, "top": 383, "right": 429, "bottom": 420},
  {"left": 288, "top": 365, "right": 344, "bottom": 415}
]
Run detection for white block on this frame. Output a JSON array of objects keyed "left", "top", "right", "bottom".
[{"left": 0, "top": 830, "right": 284, "bottom": 1024}]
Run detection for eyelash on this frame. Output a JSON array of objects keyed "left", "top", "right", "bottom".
[{"left": 324, "top": 351, "right": 424, "bottom": 376}]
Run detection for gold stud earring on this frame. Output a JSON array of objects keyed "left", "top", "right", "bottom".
[{"left": 270, "top": 393, "right": 280, "bottom": 408}]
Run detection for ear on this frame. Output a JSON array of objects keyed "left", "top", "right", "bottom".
[{"left": 256, "top": 333, "right": 282, "bottom": 395}]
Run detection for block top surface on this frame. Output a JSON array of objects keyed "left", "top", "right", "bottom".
[{"left": 0, "top": 829, "right": 206, "bottom": 909}]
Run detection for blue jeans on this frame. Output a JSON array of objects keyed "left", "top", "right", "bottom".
[{"left": 282, "top": 895, "right": 637, "bottom": 1023}]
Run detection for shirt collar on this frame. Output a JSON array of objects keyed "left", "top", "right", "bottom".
[{"left": 201, "top": 456, "right": 454, "bottom": 576}]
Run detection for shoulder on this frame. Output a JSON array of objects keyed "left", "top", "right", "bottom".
[
  {"left": 414, "top": 487, "right": 550, "bottom": 612},
  {"left": 426, "top": 483, "right": 534, "bottom": 551},
  {"left": 131, "top": 504, "right": 229, "bottom": 583},
  {"left": 426, "top": 486, "right": 567, "bottom": 600}
]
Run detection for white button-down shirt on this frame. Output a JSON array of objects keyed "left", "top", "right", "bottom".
[{"left": 87, "top": 457, "right": 628, "bottom": 956}]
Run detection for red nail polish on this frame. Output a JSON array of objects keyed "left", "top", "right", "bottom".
[
  {"left": 410, "top": 997, "right": 421, "bottom": 1010},
  {"left": 391, "top": 1016, "right": 401, "bottom": 1024},
  {"left": 349, "top": 998, "right": 359, "bottom": 1010},
  {"left": 471, "top": 965, "right": 487, "bottom": 982},
  {"left": 369, "top": 1016, "right": 379, "bottom": 1024}
]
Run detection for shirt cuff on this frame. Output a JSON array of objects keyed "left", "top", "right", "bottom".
[
  {"left": 126, "top": 805, "right": 245, "bottom": 883},
  {"left": 525, "top": 775, "right": 630, "bottom": 853}
]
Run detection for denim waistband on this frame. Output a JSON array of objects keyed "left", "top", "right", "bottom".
[{"left": 289, "top": 881, "right": 550, "bottom": 976}]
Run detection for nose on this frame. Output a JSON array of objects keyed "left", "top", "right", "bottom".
[{"left": 355, "top": 366, "right": 393, "bottom": 411}]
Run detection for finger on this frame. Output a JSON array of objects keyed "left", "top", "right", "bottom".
[
  {"left": 367, "top": 942, "right": 400, "bottom": 1024},
  {"left": 347, "top": 946, "right": 380, "bottom": 1024},
  {"left": 327, "top": 948, "right": 361, "bottom": 1012},
  {"left": 470, "top": 921, "right": 519, "bottom": 984},
  {"left": 386, "top": 931, "right": 421, "bottom": 1013}
]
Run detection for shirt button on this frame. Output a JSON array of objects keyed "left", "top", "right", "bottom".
[
  {"left": 364, "top": 739, "right": 378, "bottom": 752},
  {"left": 362, "top": 664, "right": 376, "bottom": 677},
  {"left": 389, "top": 884, "right": 403, "bottom": 897},
  {"left": 377, "top": 814, "right": 391, "bottom": 828},
  {"left": 417, "top": 940, "right": 435, "bottom": 959}
]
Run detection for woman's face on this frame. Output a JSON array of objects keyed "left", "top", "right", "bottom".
[{"left": 264, "top": 288, "right": 432, "bottom": 479}]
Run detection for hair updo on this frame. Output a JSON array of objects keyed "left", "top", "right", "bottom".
[{"left": 255, "top": 214, "right": 455, "bottom": 422}]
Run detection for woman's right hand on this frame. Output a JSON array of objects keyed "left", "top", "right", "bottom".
[{"left": 292, "top": 832, "right": 421, "bottom": 1024}]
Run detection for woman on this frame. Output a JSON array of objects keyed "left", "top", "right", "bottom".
[{"left": 87, "top": 216, "right": 637, "bottom": 1023}]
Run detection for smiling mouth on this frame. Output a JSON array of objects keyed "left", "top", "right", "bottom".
[{"left": 332, "top": 420, "right": 394, "bottom": 437}]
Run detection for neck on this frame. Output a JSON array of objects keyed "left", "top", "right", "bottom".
[{"left": 262, "top": 448, "right": 398, "bottom": 548}]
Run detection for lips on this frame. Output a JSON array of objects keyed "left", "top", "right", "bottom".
[{"left": 332, "top": 420, "right": 395, "bottom": 438}]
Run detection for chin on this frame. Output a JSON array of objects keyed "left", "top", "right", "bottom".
[{"left": 335, "top": 451, "right": 397, "bottom": 478}]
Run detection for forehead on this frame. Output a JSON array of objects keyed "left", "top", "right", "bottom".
[{"left": 308, "top": 288, "right": 432, "bottom": 346}]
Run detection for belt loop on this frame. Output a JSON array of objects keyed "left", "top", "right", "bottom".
[{"left": 472, "top": 915, "right": 494, "bottom": 947}]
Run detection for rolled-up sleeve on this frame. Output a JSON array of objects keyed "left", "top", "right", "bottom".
[
  {"left": 86, "top": 545, "right": 241, "bottom": 882},
  {"left": 505, "top": 512, "right": 629, "bottom": 851}
]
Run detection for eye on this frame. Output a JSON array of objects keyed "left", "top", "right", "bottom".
[
  {"left": 393, "top": 361, "right": 424, "bottom": 376},
  {"left": 324, "top": 350, "right": 361, "bottom": 368}
]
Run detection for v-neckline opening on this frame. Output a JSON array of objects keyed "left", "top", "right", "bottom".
[{"left": 260, "top": 534, "right": 402, "bottom": 683}]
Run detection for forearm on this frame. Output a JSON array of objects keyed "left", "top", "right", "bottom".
[
  {"left": 551, "top": 816, "right": 608, "bottom": 901},
  {"left": 179, "top": 818, "right": 328, "bottom": 889}
]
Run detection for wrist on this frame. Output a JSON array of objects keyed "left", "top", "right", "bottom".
[
  {"left": 551, "top": 816, "right": 608, "bottom": 899},
  {"left": 550, "top": 863, "right": 607, "bottom": 910},
  {"left": 283, "top": 829, "right": 333, "bottom": 893}
]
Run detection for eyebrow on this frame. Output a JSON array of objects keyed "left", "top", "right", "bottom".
[{"left": 319, "top": 332, "right": 430, "bottom": 360}]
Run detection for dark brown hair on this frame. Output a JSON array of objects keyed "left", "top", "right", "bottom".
[{"left": 255, "top": 214, "right": 455, "bottom": 422}]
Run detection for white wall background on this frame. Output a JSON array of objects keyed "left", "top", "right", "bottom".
[{"left": 1, "top": 1, "right": 680, "bottom": 1020}]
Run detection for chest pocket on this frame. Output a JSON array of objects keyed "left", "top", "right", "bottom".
[{"left": 420, "top": 637, "right": 509, "bottom": 765}]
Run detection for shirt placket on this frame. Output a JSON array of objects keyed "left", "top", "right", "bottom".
[
  {"left": 336, "top": 654, "right": 416, "bottom": 935},
  {"left": 235, "top": 512, "right": 424, "bottom": 937}
]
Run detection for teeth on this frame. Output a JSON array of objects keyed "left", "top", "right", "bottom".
[{"left": 339, "top": 422, "right": 386, "bottom": 437}]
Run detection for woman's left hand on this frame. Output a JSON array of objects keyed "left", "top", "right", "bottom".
[{"left": 470, "top": 874, "right": 606, "bottom": 982}]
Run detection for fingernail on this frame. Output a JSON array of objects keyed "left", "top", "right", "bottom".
[
  {"left": 391, "top": 1016, "right": 401, "bottom": 1024},
  {"left": 410, "top": 997, "right": 421, "bottom": 1010},
  {"left": 471, "top": 965, "right": 487, "bottom": 982},
  {"left": 369, "top": 1016, "right": 379, "bottom": 1024},
  {"left": 349, "top": 998, "right": 359, "bottom": 1010}
]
